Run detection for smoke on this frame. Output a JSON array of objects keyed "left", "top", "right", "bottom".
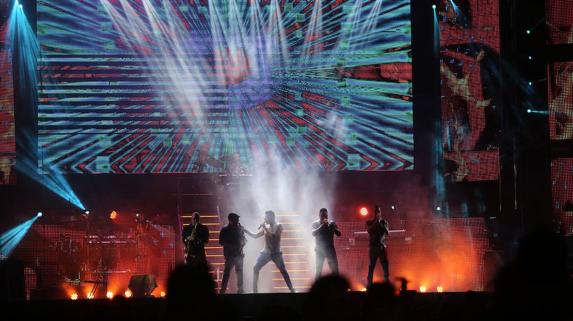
[{"left": 221, "top": 146, "right": 338, "bottom": 293}]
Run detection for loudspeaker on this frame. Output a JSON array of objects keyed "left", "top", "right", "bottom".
[
  {"left": 0, "top": 260, "right": 25, "bottom": 301},
  {"left": 128, "top": 274, "right": 157, "bottom": 297}
]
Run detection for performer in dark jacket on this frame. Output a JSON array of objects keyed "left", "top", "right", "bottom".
[
  {"left": 366, "top": 205, "right": 389, "bottom": 287},
  {"left": 219, "top": 212, "right": 246, "bottom": 294},
  {"left": 312, "top": 208, "right": 341, "bottom": 279},
  {"left": 182, "top": 212, "right": 210, "bottom": 266}
]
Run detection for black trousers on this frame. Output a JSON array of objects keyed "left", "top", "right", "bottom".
[
  {"left": 367, "top": 246, "right": 389, "bottom": 287},
  {"left": 220, "top": 255, "right": 244, "bottom": 294},
  {"left": 253, "top": 252, "right": 293, "bottom": 293},
  {"left": 315, "top": 248, "right": 339, "bottom": 280}
]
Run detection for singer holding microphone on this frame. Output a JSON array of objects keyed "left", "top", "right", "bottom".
[
  {"left": 246, "top": 210, "right": 295, "bottom": 293},
  {"left": 311, "top": 208, "right": 341, "bottom": 279}
]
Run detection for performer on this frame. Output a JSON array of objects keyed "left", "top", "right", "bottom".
[
  {"left": 182, "top": 212, "right": 210, "bottom": 266},
  {"left": 366, "top": 205, "right": 389, "bottom": 287},
  {"left": 247, "top": 210, "right": 295, "bottom": 293},
  {"left": 311, "top": 208, "right": 341, "bottom": 279},
  {"left": 219, "top": 213, "right": 246, "bottom": 294}
]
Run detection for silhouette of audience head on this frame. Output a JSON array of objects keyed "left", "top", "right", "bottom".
[
  {"left": 166, "top": 263, "right": 216, "bottom": 318},
  {"left": 304, "top": 274, "right": 352, "bottom": 321},
  {"left": 363, "top": 282, "right": 399, "bottom": 321},
  {"left": 166, "top": 263, "right": 238, "bottom": 321},
  {"left": 492, "top": 228, "right": 571, "bottom": 320}
]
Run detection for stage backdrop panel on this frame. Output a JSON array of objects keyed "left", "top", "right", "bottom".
[
  {"left": 438, "top": 0, "right": 501, "bottom": 182},
  {"left": 0, "top": 0, "right": 16, "bottom": 184},
  {"left": 36, "top": 0, "right": 413, "bottom": 174}
]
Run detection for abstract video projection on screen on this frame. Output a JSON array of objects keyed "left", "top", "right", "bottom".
[{"left": 37, "top": 0, "right": 413, "bottom": 174}]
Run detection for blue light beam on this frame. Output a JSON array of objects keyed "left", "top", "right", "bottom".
[
  {"left": 7, "top": 0, "right": 39, "bottom": 92},
  {"left": 7, "top": 3, "right": 85, "bottom": 210},
  {"left": 17, "top": 132, "right": 86, "bottom": 210},
  {"left": 0, "top": 215, "right": 40, "bottom": 258}
]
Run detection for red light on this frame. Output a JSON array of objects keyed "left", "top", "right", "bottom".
[{"left": 359, "top": 207, "right": 368, "bottom": 216}]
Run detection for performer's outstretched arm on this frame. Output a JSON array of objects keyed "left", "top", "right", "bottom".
[{"left": 245, "top": 229, "right": 264, "bottom": 238}]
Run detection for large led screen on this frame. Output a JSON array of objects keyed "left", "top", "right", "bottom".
[
  {"left": 37, "top": 0, "right": 413, "bottom": 174},
  {"left": 438, "top": 0, "right": 500, "bottom": 182},
  {"left": 0, "top": 0, "right": 16, "bottom": 184}
]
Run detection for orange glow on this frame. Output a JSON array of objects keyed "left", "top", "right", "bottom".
[
  {"left": 359, "top": 207, "right": 368, "bottom": 216},
  {"left": 390, "top": 218, "right": 485, "bottom": 292},
  {"left": 110, "top": 211, "right": 118, "bottom": 220},
  {"left": 436, "top": 286, "right": 444, "bottom": 293},
  {"left": 160, "top": 291, "right": 166, "bottom": 298},
  {"left": 419, "top": 286, "right": 427, "bottom": 293},
  {"left": 124, "top": 290, "right": 132, "bottom": 298},
  {"left": 106, "top": 291, "right": 114, "bottom": 299},
  {"left": 70, "top": 293, "right": 78, "bottom": 300}
]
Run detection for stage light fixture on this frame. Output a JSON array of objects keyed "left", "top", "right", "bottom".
[
  {"left": 19, "top": 4, "right": 22, "bottom": 9},
  {"left": 160, "top": 291, "right": 166, "bottom": 298},
  {"left": 37, "top": 212, "right": 43, "bottom": 217},
  {"left": 526, "top": 29, "right": 531, "bottom": 35},
  {"left": 419, "top": 286, "right": 427, "bottom": 293},
  {"left": 528, "top": 81, "right": 533, "bottom": 86},
  {"left": 361, "top": 287, "right": 367, "bottom": 292},
  {"left": 87, "top": 293, "right": 94, "bottom": 299},
  {"left": 436, "top": 286, "right": 444, "bottom": 293},
  {"left": 70, "top": 293, "right": 78, "bottom": 300},
  {"left": 359, "top": 207, "right": 368, "bottom": 216},
  {"left": 110, "top": 211, "right": 118, "bottom": 220},
  {"left": 124, "top": 290, "right": 132, "bottom": 298},
  {"left": 436, "top": 206, "right": 441, "bottom": 211},
  {"left": 390, "top": 205, "right": 396, "bottom": 211},
  {"left": 432, "top": 4, "right": 436, "bottom": 9},
  {"left": 528, "top": 56, "right": 532, "bottom": 60},
  {"left": 84, "top": 210, "right": 90, "bottom": 215},
  {"left": 106, "top": 291, "right": 114, "bottom": 299}
]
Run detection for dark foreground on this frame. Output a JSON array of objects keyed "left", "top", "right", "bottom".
[{"left": 4, "top": 291, "right": 490, "bottom": 321}]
